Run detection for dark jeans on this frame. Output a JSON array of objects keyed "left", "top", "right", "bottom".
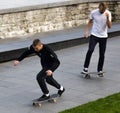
[
  {"left": 84, "top": 35, "right": 107, "bottom": 72},
  {"left": 36, "top": 69, "right": 61, "bottom": 94}
]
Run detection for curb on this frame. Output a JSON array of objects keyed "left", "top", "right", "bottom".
[{"left": 0, "top": 30, "right": 120, "bottom": 63}]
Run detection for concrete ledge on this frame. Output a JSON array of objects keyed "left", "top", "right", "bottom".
[
  {"left": 0, "top": 0, "right": 118, "bottom": 14},
  {"left": 0, "top": 38, "right": 88, "bottom": 63},
  {"left": 0, "top": 23, "right": 120, "bottom": 63}
]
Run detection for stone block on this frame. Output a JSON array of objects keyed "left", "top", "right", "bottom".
[{"left": 0, "top": 1, "right": 119, "bottom": 39}]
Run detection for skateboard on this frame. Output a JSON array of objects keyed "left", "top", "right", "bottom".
[
  {"left": 81, "top": 71, "right": 105, "bottom": 79},
  {"left": 32, "top": 94, "right": 59, "bottom": 107}
]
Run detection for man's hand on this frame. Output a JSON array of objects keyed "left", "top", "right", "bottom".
[
  {"left": 105, "top": 12, "right": 109, "bottom": 19},
  {"left": 13, "top": 60, "right": 20, "bottom": 66},
  {"left": 84, "top": 31, "right": 89, "bottom": 38},
  {"left": 46, "top": 70, "right": 52, "bottom": 76}
]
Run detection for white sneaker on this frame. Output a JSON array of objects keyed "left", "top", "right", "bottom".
[
  {"left": 98, "top": 71, "right": 104, "bottom": 77},
  {"left": 81, "top": 68, "right": 88, "bottom": 74}
]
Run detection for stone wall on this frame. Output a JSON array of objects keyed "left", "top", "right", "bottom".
[{"left": 0, "top": 1, "right": 120, "bottom": 39}]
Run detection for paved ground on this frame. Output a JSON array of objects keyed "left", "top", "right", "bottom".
[{"left": 0, "top": 36, "right": 120, "bottom": 113}]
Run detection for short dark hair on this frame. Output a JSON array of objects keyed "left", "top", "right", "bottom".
[
  {"left": 99, "top": 2, "right": 107, "bottom": 10},
  {"left": 32, "top": 39, "right": 41, "bottom": 47}
]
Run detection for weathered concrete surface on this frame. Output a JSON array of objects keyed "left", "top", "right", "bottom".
[{"left": 0, "top": 36, "right": 120, "bottom": 113}]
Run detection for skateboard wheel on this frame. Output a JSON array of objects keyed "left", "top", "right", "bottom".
[
  {"left": 38, "top": 103, "right": 41, "bottom": 107},
  {"left": 53, "top": 99, "right": 56, "bottom": 103},
  {"left": 48, "top": 99, "right": 56, "bottom": 103}
]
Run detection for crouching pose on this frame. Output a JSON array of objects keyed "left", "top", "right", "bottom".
[{"left": 14, "top": 39, "right": 65, "bottom": 101}]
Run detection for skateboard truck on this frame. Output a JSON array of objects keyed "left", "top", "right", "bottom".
[{"left": 81, "top": 71, "right": 105, "bottom": 79}]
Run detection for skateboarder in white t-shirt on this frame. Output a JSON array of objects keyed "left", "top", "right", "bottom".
[{"left": 82, "top": 2, "right": 112, "bottom": 77}]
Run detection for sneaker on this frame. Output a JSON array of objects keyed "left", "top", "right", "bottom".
[
  {"left": 58, "top": 87, "right": 65, "bottom": 96},
  {"left": 81, "top": 68, "right": 88, "bottom": 74},
  {"left": 98, "top": 71, "right": 104, "bottom": 77},
  {"left": 37, "top": 94, "right": 50, "bottom": 101}
]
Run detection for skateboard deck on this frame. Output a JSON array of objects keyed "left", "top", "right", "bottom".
[
  {"left": 32, "top": 94, "right": 59, "bottom": 107},
  {"left": 81, "top": 71, "right": 105, "bottom": 79}
]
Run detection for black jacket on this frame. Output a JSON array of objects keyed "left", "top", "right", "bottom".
[{"left": 17, "top": 44, "right": 60, "bottom": 72}]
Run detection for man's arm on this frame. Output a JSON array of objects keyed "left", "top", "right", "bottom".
[
  {"left": 49, "top": 59, "right": 60, "bottom": 72},
  {"left": 46, "top": 60, "right": 60, "bottom": 76},
  {"left": 13, "top": 46, "right": 35, "bottom": 66},
  {"left": 46, "top": 59, "right": 60, "bottom": 76},
  {"left": 105, "top": 12, "right": 112, "bottom": 28},
  {"left": 45, "top": 45, "right": 60, "bottom": 73},
  {"left": 84, "top": 19, "right": 93, "bottom": 38}
]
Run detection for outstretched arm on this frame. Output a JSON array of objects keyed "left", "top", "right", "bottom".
[{"left": 13, "top": 46, "right": 35, "bottom": 66}]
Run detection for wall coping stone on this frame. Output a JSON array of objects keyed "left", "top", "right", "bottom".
[{"left": 0, "top": 0, "right": 118, "bottom": 14}]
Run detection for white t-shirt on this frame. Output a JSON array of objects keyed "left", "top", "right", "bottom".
[{"left": 90, "top": 9, "right": 112, "bottom": 38}]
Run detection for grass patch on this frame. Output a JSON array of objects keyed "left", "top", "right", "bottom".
[{"left": 59, "top": 92, "right": 120, "bottom": 113}]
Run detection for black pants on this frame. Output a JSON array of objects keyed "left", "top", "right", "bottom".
[
  {"left": 84, "top": 35, "right": 107, "bottom": 72},
  {"left": 36, "top": 69, "right": 61, "bottom": 94}
]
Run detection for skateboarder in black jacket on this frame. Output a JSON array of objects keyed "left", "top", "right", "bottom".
[{"left": 13, "top": 39, "right": 65, "bottom": 101}]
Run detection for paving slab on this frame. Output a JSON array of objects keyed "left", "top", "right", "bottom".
[{"left": 0, "top": 36, "right": 120, "bottom": 113}]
